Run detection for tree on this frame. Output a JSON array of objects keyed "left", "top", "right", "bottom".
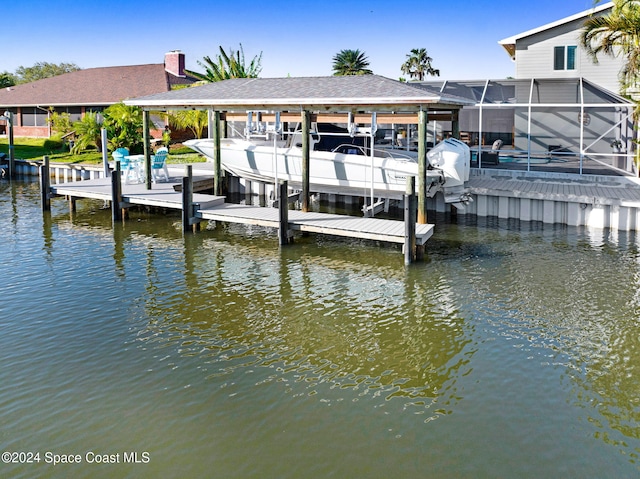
[
  {"left": 48, "top": 109, "right": 74, "bottom": 137},
  {"left": 72, "top": 111, "right": 103, "bottom": 154},
  {"left": 14, "top": 62, "right": 80, "bottom": 84},
  {"left": 187, "top": 44, "right": 262, "bottom": 82},
  {"left": 0, "top": 72, "right": 16, "bottom": 88},
  {"left": 332, "top": 49, "right": 373, "bottom": 76},
  {"left": 401, "top": 48, "right": 440, "bottom": 81},
  {"left": 166, "top": 110, "right": 209, "bottom": 139},
  {"left": 581, "top": 0, "right": 640, "bottom": 172},
  {"left": 580, "top": 0, "right": 640, "bottom": 96},
  {"left": 102, "top": 103, "right": 146, "bottom": 152}
]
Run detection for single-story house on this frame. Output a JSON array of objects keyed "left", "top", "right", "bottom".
[{"left": 0, "top": 50, "right": 197, "bottom": 137}]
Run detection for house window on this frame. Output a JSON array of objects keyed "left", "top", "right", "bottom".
[
  {"left": 21, "top": 108, "right": 48, "bottom": 127},
  {"left": 554, "top": 45, "right": 577, "bottom": 71},
  {"left": 567, "top": 46, "right": 576, "bottom": 70}
]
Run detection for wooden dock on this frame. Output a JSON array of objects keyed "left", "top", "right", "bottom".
[
  {"left": 49, "top": 176, "right": 432, "bottom": 250},
  {"left": 51, "top": 176, "right": 221, "bottom": 208},
  {"left": 197, "top": 203, "right": 433, "bottom": 245}
]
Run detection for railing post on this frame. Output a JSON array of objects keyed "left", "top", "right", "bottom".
[
  {"left": 7, "top": 111, "right": 15, "bottom": 179},
  {"left": 101, "top": 128, "right": 110, "bottom": 178}
]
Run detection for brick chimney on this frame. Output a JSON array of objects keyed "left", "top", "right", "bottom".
[{"left": 164, "top": 50, "right": 185, "bottom": 77}]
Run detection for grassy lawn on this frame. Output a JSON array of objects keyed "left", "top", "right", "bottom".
[{"left": 0, "top": 138, "right": 206, "bottom": 165}]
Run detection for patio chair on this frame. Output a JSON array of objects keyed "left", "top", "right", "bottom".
[
  {"left": 112, "top": 148, "right": 137, "bottom": 184},
  {"left": 480, "top": 140, "right": 502, "bottom": 166},
  {"left": 151, "top": 147, "right": 169, "bottom": 182}
]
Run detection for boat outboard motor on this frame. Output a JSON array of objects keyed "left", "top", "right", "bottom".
[
  {"left": 426, "top": 138, "right": 470, "bottom": 187},
  {"left": 427, "top": 138, "right": 471, "bottom": 208}
]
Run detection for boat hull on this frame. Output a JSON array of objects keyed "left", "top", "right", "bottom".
[{"left": 185, "top": 138, "right": 470, "bottom": 201}]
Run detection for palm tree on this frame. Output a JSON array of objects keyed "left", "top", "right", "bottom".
[
  {"left": 580, "top": 0, "right": 640, "bottom": 95},
  {"left": 332, "top": 49, "right": 373, "bottom": 76},
  {"left": 401, "top": 48, "right": 440, "bottom": 81},
  {"left": 167, "top": 110, "right": 209, "bottom": 139},
  {"left": 103, "top": 103, "right": 145, "bottom": 152},
  {"left": 187, "top": 44, "right": 262, "bottom": 82},
  {"left": 581, "top": 0, "right": 640, "bottom": 171},
  {"left": 71, "top": 111, "right": 103, "bottom": 154}
]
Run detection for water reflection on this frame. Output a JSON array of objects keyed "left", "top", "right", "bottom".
[
  {"left": 441, "top": 217, "right": 640, "bottom": 461},
  {"left": 130, "top": 233, "right": 473, "bottom": 417},
  {"left": 26, "top": 179, "right": 640, "bottom": 468}
]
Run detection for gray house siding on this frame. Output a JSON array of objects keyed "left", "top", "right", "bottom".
[{"left": 504, "top": 3, "right": 623, "bottom": 94}]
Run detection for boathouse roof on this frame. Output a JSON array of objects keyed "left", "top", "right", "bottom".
[{"left": 124, "top": 75, "right": 474, "bottom": 112}]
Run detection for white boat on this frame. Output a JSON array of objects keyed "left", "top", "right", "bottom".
[{"left": 184, "top": 135, "right": 471, "bottom": 206}]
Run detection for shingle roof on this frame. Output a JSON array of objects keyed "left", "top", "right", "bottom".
[
  {"left": 124, "top": 75, "right": 474, "bottom": 112},
  {"left": 0, "top": 64, "right": 197, "bottom": 108}
]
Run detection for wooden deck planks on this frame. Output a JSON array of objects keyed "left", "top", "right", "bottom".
[{"left": 197, "top": 203, "right": 434, "bottom": 244}]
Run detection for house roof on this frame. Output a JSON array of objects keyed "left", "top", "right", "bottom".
[
  {"left": 123, "top": 75, "right": 474, "bottom": 112},
  {"left": 0, "top": 63, "right": 197, "bottom": 108},
  {"left": 498, "top": 2, "right": 613, "bottom": 59}
]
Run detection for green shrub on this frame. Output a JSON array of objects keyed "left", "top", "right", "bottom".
[{"left": 43, "top": 138, "right": 64, "bottom": 151}]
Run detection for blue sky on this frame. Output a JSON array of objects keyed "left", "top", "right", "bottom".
[{"left": 4, "top": 0, "right": 601, "bottom": 81}]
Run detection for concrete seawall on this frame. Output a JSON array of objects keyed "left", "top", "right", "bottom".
[{"left": 463, "top": 169, "right": 640, "bottom": 231}]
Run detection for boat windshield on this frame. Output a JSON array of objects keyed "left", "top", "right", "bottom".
[{"left": 331, "top": 144, "right": 415, "bottom": 161}]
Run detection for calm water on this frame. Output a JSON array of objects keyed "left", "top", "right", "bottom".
[{"left": 1, "top": 179, "right": 639, "bottom": 478}]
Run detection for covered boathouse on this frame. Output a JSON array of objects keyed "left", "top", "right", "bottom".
[{"left": 123, "top": 74, "right": 474, "bottom": 223}]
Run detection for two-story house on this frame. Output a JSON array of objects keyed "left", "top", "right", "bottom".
[{"left": 498, "top": 2, "right": 622, "bottom": 93}]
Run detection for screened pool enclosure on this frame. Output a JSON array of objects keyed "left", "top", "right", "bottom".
[{"left": 423, "top": 78, "right": 636, "bottom": 176}]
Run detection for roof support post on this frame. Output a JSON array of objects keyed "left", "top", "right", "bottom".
[
  {"left": 417, "top": 109, "right": 428, "bottom": 224},
  {"left": 143, "top": 110, "right": 152, "bottom": 189},
  {"left": 451, "top": 110, "right": 460, "bottom": 139},
  {"left": 213, "top": 110, "right": 222, "bottom": 195},
  {"left": 301, "top": 110, "right": 311, "bottom": 212},
  {"left": 527, "top": 79, "right": 534, "bottom": 171},
  {"left": 579, "top": 78, "right": 585, "bottom": 175}
]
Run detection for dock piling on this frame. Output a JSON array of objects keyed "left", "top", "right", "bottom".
[
  {"left": 278, "top": 180, "right": 290, "bottom": 245},
  {"left": 40, "top": 155, "right": 51, "bottom": 211},
  {"left": 404, "top": 176, "right": 417, "bottom": 265},
  {"left": 182, "top": 165, "right": 194, "bottom": 233},
  {"left": 111, "top": 163, "right": 122, "bottom": 223}
]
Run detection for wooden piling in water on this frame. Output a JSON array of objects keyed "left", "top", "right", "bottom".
[
  {"left": 278, "top": 180, "right": 290, "bottom": 245},
  {"left": 404, "top": 176, "right": 416, "bottom": 265},
  {"left": 111, "top": 164, "right": 122, "bottom": 223},
  {"left": 182, "top": 165, "right": 196, "bottom": 233},
  {"left": 40, "top": 155, "right": 51, "bottom": 212}
]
